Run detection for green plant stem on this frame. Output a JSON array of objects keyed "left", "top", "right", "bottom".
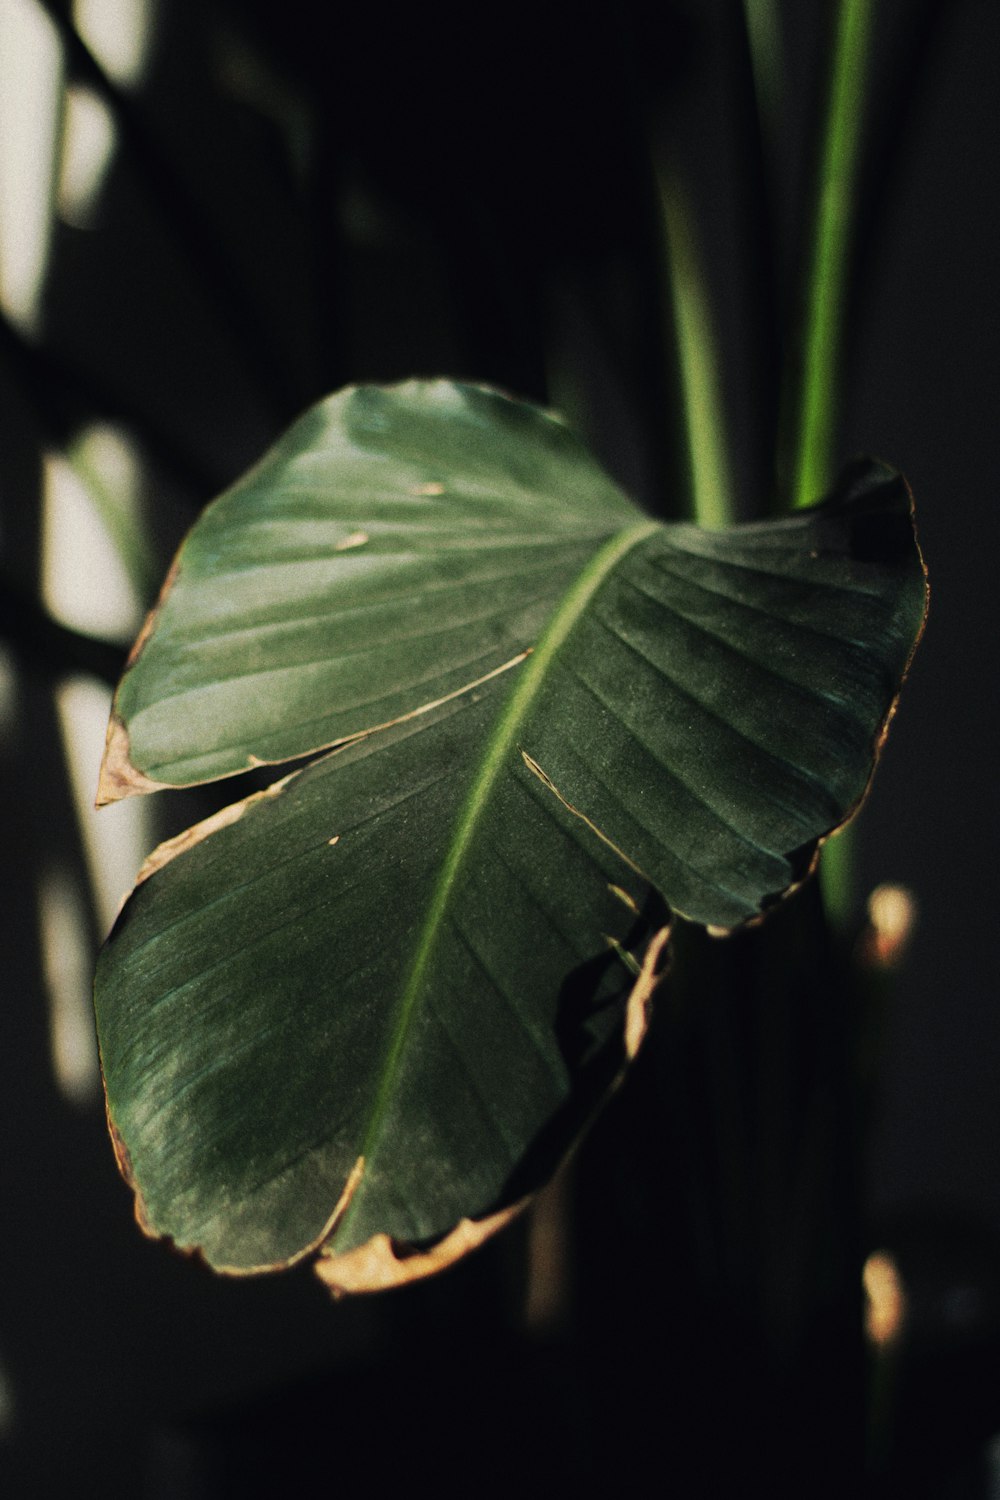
[
  {"left": 658, "top": 171, "right": 735, "bottom": 530},
  {"left": 820, "top": 823, "right": 856, "bottom": 929},
  {"left": 787, "top": 0, "right": 874, "bottom": 924},
  {"left": 789, "top": 0, "right": 874, "bottom": 512},
  {"left": 741, "top": 0, "right": 784, "bottom": 167}
]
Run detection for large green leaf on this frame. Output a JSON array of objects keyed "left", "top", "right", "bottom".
[{"left": 94, "top": 381, "right": 927, "bottom": 1290}]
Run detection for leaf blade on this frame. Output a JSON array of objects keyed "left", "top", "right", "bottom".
[{"left": 94, "top": 386, "right": 927, "bottom": 1285}]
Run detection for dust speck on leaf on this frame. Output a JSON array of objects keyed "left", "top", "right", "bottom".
[
  {"left": 335, "top": 531, "right": 369, "bottom": 551},
  {"left": 410, "top": 482, "right": 445, "bottom": 496}
]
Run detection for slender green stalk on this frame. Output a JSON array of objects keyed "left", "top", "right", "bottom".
[
  {"left": 742, "top": 0, "right": 784, "bottom": 167},
  {"left": 658, "top": 170, "right": 735, "bottom": 530},
  {"left": 786, "top": 0, "right": 874, "bottom": 923},
  {"left": 790, "top": 0, "right": 874, "bottom": 511},
  {"left": 819, "top": 822, "right": 855, "bottom": 929}
]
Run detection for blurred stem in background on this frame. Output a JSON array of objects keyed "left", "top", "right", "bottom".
[
  {"left": 658, "top": 167, "right": 735, "bottom": 531},
  {"left": 741, "top": 0, "right": 783, "bottom": 172},
  {"left": 789, "top": 0, "right": 873, "bottom": 513}
]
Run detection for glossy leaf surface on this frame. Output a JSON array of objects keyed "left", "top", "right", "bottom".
[
  {"left": 99, "top": 381, "right": 637, "bottom": 796},
  {"left": 94, "top": 382, "right": 927, "bottom": 1286},
  {"left": 98, "top": 671, "right": 666, "bottom": 1276}
]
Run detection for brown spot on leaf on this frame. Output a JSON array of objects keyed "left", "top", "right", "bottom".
[{"left": 410, "top": 482, "right": 445, "bottom": 496}]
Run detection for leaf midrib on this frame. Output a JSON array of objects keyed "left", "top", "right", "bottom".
[{"left": 336, "top": 517, "right": 659, "bottom": 1239}]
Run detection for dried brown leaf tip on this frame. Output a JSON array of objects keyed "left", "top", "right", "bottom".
[
  {"left": 316, "top": 929, "right": 670, "bottom": 1299},
  {"left": 624, "top": 925, "right": 671, "bottom": 1059},
  {"left": 96, "top": 712, "right": 170, "bottom": 806},
  {"left": 315, "top": 1199, "right": 528, "bottom": 1297}
]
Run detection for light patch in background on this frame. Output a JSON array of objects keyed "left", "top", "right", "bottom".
[
  {"left": 866, "top": 882, "right": 917, "bottom": 969},
  {"left": 73, "top": 0, "right": 157, "bottom": 88},
  {"left": 38, "top": 865, "right": 100, "bottom": 1105},
  {"left": 863, "top": 1250, "right": 906, "bottom": 1348},
  {"left": 68, "top": 422, "right": 155, "bottom": 600},
  {"left": 57, "top": 84, "right": 116, "bottom": 226},
  {"left": 55, "top": 675, "right": 151, "bottom": 936},
  {"left": 42, "top": 448, "right": 143, "bottom": 640},
  {"left": 0, "top": 0, "right": 63, "bottom": 333}
]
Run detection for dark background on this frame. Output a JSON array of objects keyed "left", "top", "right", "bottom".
[{"left": 1, "top": 1, "right": 998, "bottom": 1494}]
